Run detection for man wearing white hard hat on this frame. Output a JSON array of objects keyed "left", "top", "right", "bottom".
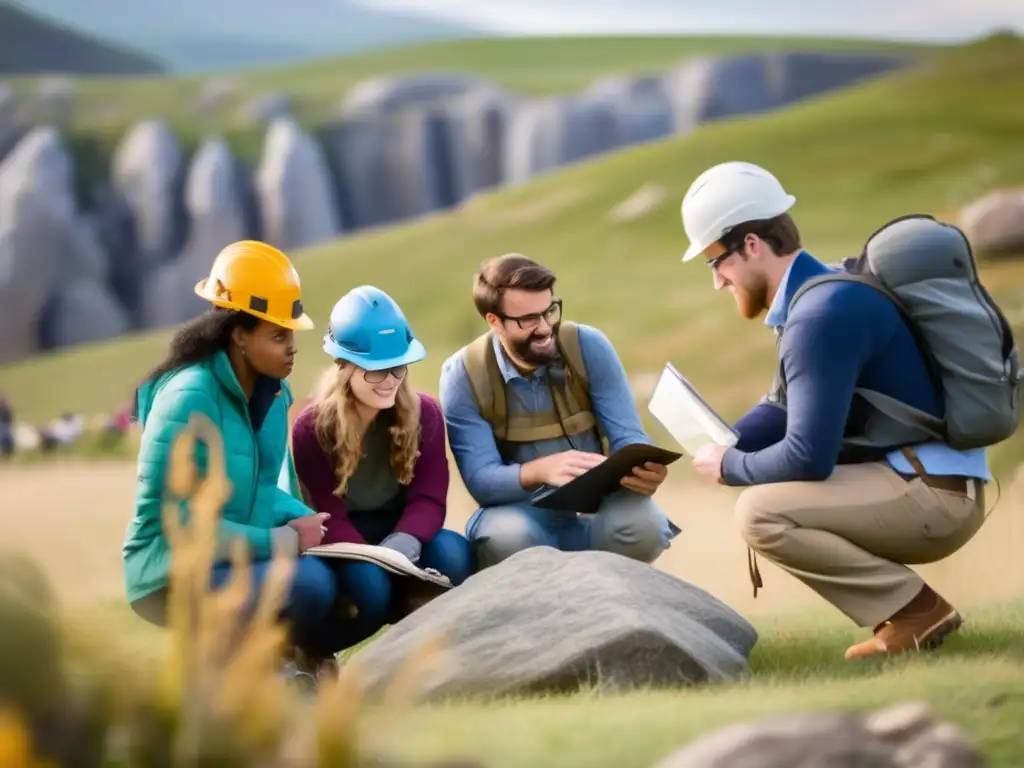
[{"left": 678, "top": 161, "right": 994, "bottom": 662}]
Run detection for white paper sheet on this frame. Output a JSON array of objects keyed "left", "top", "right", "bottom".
[
  {"left": 304, "top": 541, "right": 453, "bottom": 587},
  {"left": 647, "top": 363, "right": 739, "bottom": 455}
]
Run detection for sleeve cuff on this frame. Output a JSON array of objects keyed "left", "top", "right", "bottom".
[
  {"left": 720, "top": 446, "right": 750, "bottom": 487},
  {"left": 271, "top": 525, "right": 301, "bottom": 557},
  {"left": 490, "top": 462, "right": 533, "bottom": 505}
]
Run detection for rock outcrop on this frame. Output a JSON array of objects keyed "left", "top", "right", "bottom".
[{"left": 0, "top": 51, "right": 916, "bottom": 364}]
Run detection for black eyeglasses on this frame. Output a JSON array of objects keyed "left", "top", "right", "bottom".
[
  {"left": 500, "top": 299, "right": 562, "bottom": 330},
  {"left": 705, "top": 250, "right": 736, "bottom": 270},
  {"left": 363, "top": 365, "right": 408, "bottom": 384}
]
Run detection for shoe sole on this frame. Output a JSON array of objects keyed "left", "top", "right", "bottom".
[
  {"left": 914, "top": 609, "right": 963, "bottom": 652},
  {"left": 845, "top": 610, "right": 963, "bottom": 661}
]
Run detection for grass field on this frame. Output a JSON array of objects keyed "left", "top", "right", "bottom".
[
  {"left": 5, "top": 458, "right": 1024, "bottom": 765},
  {"left": 3, "top": 34, "right": 1024, "bottom": 766}
]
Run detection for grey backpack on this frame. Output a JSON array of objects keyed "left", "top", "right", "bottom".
[{"left": 790, "top": 213, "right": 1023, "bottom": 452}]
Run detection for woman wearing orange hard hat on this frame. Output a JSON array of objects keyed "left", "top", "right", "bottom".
[{"left": 124, "top": 240, "right": 354, "bottom": 690}]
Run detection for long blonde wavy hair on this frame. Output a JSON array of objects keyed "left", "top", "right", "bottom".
[{"left": 311, "top": 361, "right": 422, "bottom": 499}]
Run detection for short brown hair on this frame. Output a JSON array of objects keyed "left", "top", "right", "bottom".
[
  {"left": 721, "top": 213, "right": 802, "bottom": 257},
  {"left": 472, "top": 253, "right": 556, "bottom": 318}
]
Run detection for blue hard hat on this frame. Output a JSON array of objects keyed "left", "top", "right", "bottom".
[{"left": 322, "top": 286, "right": 426, "bottom": 370}]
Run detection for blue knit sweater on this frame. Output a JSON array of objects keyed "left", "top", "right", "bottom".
[{"left": 721, "top": 251, "right": 949, "bottom": 485}]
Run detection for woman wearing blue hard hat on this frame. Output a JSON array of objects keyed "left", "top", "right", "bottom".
[{"left": 291, "top": 285, "right": 473, "bottom": 642}]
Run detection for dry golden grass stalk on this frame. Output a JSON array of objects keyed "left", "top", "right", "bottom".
[
  {"left": 0, "top": 708, "right": 53, "bottom": 768},
  {"left": 157, "top": 413, "right": 302, "bottom": 763},
  {"left": 121, "top": 412, "right": 470, "bottom": 766},
  {"left": 313, "top": 661, "right": 366, "bottom": 767},
  {"left": 379, "top": 633, "right": 452, "bottom": 709}
]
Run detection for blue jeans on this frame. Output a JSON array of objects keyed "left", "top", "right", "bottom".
[
  {"left": 328, "top": 528, "right": 473, "bottom": 643},
  {"left": 466, "top": 488, "right": 680, "bottom": 570},
  {"left": 131, "top": 555, "right": 360, "bottom": 657}
]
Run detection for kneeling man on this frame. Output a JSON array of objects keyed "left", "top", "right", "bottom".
[
  {"left": 438, "top": 253, "right": 680, "bottom": 570},
  {"left": 680, "top": 161, "right": 995, "bottom": 661}
]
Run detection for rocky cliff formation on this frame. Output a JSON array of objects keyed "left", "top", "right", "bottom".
[{"left": 0, "top": 51, "right": 912, "bottom": 364}]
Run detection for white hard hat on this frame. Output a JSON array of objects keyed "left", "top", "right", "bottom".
[{"left": 680, "top": 161, "right": 796, "bottom": 263}]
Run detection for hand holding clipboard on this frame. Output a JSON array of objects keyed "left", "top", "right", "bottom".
[{"left": 529, "top": 442, "right": 683, "bottom": 515}]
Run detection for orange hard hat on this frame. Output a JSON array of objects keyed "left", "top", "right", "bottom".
[{"left": 194, "top": 240, "right": 314, "bottom": 331}]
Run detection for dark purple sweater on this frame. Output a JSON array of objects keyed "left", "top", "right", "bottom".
[{"left": 290, "top": 392, "right": 450, "bottom": 544}]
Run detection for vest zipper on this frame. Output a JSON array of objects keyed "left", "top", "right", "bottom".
[{"left": 237, "top": 398, "right": 259, "bottom": 525}]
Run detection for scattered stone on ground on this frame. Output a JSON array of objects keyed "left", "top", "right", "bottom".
[
  {"left": 609, "top": 183, "right": 667, "bottom": 223},
  {"left": 651, "top": 700, "right": 985, "bottom": 768},
  {"left": 959, "top": 187, "right": 1024, "bottom": 257},
  {"left": 346, "top": 546, "right": 758, "bottom": 703}
]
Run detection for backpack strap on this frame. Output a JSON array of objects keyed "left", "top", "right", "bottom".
[
  {"left": 787, "top": 270, "right": 947, "bottom": 443},
  {"left": 554, "top": 321, "right": 591, "bottom": 412},
  {"left": 462, "top": 332, "right": 509, "bottom": 439},
  {"left": 460, "top": 322, "right": 605, "bottom": 451}
]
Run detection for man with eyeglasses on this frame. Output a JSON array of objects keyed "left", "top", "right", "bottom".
[
  {"left": 678, "top": 161, "right": 991, "bottom": 661},
  {"left": 438, "top": 252, "right": 679, "bottom": 570}
]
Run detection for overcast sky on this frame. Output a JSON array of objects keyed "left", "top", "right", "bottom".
[{"left": 350, "top": 0, "right": 1024, "bottom": 40}]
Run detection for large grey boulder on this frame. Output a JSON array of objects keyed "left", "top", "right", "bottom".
[
  {"left": 39, "top": 278, "right": 130, "bottom": 349},
  {"left": 663, "top": 52, "right": 910, "bottom": 133},
  {"left": 503, "top": 95, "right": 619, "bottom": 185},
  {"left": 446, "top": 86, "right": 518, "bottom": 200},
  {"left": 0, "top": 126, "right": 126, "bottom": 363},
  {"left": 0, "top": 84, "right": 20, "bottom": 163},
  {"left": 339, "top": 74, "right": 493, "bottom": 117},
  {"left": 651, "top": 701, "right": 983, "bottom": 768},
  {"left": 346, "top": 546, "right": 758, "bottom": 703},
  {"left": 111, "top": 119, "right": 185, "bottom": 270},
  {"left": 256, "top": 115, "right": 340, "bottom": 251},
  {"left": 140, "top": 136, "right": 249, "bottom": 329},
  {"left": 584, "top": 75, "right": 675, "bottom": 148},
  {"left": 327, "top": 107, "right": 453, "bottom": 229}
]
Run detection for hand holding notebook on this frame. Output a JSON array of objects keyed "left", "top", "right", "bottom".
[{"left": 647, "top": 363, "right": 739, "bottom": 455}]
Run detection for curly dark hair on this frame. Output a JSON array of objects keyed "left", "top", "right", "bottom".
[{"left": 144, "top": 308, "right": 259, "bottom": 384}]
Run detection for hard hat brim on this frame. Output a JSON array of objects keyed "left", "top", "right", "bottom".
[
  {"left": 322, "top": 337, "right": 427, "bottom": 370},
  {"left": 194, "top": 279, "right": 315, "bottom": 331},
  {"left": 681, "top": 242, "right": 706, "bottom": 263}
]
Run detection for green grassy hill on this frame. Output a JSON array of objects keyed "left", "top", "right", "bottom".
[
  {"left": 4, "top": 35, "right": 943, "bottom": 168},
  {"left": 0, "top": 1, "right": 164, "bottom": 75},
  {"left": 2, "top": 34, "right": 1023, "bottom": 475}
]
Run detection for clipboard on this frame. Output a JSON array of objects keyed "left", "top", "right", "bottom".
[
  {"left": 303, "top": 541, "right": 453, "bottom": 590},
  {"left": 529, "top": 442, "right": 682, "bottom": 514}
]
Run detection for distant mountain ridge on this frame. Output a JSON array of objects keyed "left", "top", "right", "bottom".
[
  {"left": 0, "top": 1, "right": 165, "bottom": 75},
  {"left": 15, "top": 0, "right": 483, "bottom": 73}
]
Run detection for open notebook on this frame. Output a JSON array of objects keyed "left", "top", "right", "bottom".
[
  {"left": 647, "top": 363, "right": 740, "bottom": 455},
  {"left": 303, "top": 542, "right": 454, "bottom": 589}
]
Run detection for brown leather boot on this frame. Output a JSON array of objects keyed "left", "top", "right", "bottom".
[{"left": 844, "top": 585, "right": 962, "bottom": 661}]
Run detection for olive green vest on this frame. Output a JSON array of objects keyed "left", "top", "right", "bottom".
[{"left": 461, "top": 321, "right": 606, "bottom": 455}]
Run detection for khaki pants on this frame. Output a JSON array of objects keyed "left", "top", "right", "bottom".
[{"left": 735, "top": 462, "right": 986, "bottom": 628}]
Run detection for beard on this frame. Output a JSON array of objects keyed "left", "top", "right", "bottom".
[
  {"left": 509, "top": 321, "right": 561, "bottom": 366},
  {"left": 732, "top": 276, "right": 770, "bottom": 319}
]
